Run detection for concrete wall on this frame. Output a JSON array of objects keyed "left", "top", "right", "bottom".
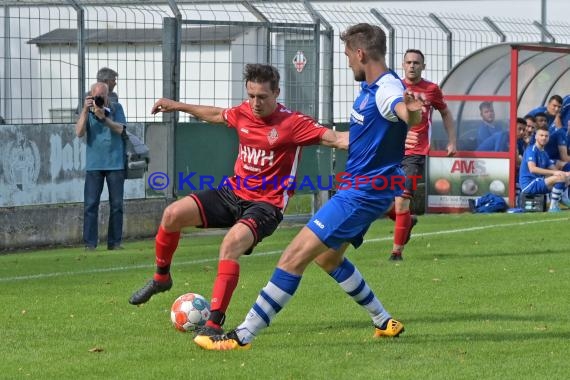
[
  {"left": 0, "top": 198, "right": 169, "bottom": 251},
  {"left": 0, "top": 123, "right": 146, "bottom": 207}
]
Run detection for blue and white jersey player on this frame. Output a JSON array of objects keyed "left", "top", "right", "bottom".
[
  {"left": 311, "top": 70, "right": 410, "bottom": 249},
  {"left": 519, "top": 125, "right": 570, "bottom": 212}
]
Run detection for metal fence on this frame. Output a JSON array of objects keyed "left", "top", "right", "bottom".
[
  {"left": 2, "top": 0, "right": 570, "bottom": 126},
  {"left": 4, "top": 0, "right": 570, "bottom": 209}
]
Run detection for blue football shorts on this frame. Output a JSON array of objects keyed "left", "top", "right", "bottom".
[
  {"left": 306, "top": 188, "right": 394, "bottom": 250},
  {"left": 520, "top": 178, "right": 549, "bottom": 195}
]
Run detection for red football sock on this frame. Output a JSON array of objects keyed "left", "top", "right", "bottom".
[
  {"left": 393, "top": 210, "right": 411, "bottom": 246},
  {"left": 386, "top": 206, "right": 396, "bottom": 221},
  {"left": 207, "top": 259, "right": 240, "bottom": 327},
  {"left": 153, "top": 225, "right": 180, "bottom": 282}
]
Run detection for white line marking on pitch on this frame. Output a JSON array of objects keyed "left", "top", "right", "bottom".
[{"left": 1, "top": 217, "right": 566, "bottom": 282}]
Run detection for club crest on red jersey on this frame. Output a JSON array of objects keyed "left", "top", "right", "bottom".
[{"left": 267, "top": 127, "right": 279, "bottom": 145}]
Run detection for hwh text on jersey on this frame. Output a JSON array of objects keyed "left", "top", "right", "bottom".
[{"left": 239, "top": 144, "right": 275, "bottom": 167}]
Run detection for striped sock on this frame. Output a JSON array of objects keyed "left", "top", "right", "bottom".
[
  {"left": 550, "top": 183, "right": 565, "bottom": 208},
  {"left": 235, "top": 268, "right": 301, "bottom": 344},
  {"left": 328, "top": 258, "right": 391, "bottom": 327},
  {"left": 562, "top": 188, "right": 570, "bottom": 203}
]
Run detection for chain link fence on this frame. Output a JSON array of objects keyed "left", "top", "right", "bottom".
[
  {"left": 2, "top": 0, "right": 570, "bottom": 210},
  {"left": 1, "top": 1, "right": 569, "bottom": 125}
]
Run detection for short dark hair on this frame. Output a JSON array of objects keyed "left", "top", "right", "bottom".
[
  {"left": 524, "top": 114, "right": 535, "bottom": 122},
  {"left": 479, "top": 101, "right": 493, "bottom": 111},
  {"left": 340, "top": 23, "right": 386, "bottom": 61},
  {"left": 97, "top": 67, "right": 118, "bottom": 82},
  {"left": 535, "top": 112, "right": 548, "bottom": 119},
  {"left": 243, "top": 64, "right": 280, "bottom": 91},
  {"left": 548, "top": 94, "right": 563, "bottom": 105},
  {"left": 516, "top": 117, "right": 527, "bottom": 125},
  {"left": 404, "top": 49, "right": 425, "bottom": 63}
]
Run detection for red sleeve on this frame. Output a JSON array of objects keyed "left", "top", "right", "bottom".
[
  {"left": 222, "top": 104, "right": 242, "bottom": 129},
  {"left": 290, "top": 113, "right": 328, "bottom": 145},
  {"left": 430, "top": 84, "right": 447, "bottom": 111}
]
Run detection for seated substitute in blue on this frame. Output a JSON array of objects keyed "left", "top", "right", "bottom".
[
  {"left": 519, "top": 125, "right": 570, "bottom": 212},
  {"left": 476, "top": 102, "right": 502, "bottom": 146},
  {"left": 527, "top": 95, "right": 563, "bottom": 131}
]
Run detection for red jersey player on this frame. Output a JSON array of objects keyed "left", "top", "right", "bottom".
[
  {"left": 129, "top": 64, "right": 348, "bottom": 337},
  {"left": 223, "top": 101, "right": 330, "bottom": 208},
  {"left": 388, "top": 49, "right": 457, "bottom": 261}
]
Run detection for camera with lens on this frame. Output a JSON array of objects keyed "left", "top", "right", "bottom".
[
  {"left": 93, "top": 95, "right": 105, "bottom": 108},
  {"left": 89, "top": 95, "right": 111, "bottom": 120}
]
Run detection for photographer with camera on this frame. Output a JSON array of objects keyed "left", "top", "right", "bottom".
[
  {"left": 75, "top": 82, "right": 127, "bottom": 251},
  {"left": 75, "top": 67, "right": 119, "bottom": 116}
]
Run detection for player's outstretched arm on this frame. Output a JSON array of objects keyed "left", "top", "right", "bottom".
[
  {"left": 151, "top": 98, "right": 225, "bottom": 124},
  {"left": 320, "top": 129, "right": 349, "bottom": 150}
]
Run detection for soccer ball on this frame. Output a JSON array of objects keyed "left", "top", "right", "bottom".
[
  {"left": 489, "top": 179, "right": 506, "bottom": 195},
  {"left": 170, "top": 293, "right": 211, "bottom": 332},
  {"left": 461, "top": 179, "right": 478, "bottom": 195},
  {"left": 434, "top": 178, "right": 451, "bottom": 195}
]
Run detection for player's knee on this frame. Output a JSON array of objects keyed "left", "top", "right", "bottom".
[
  {"left": 161, "top": 204, "right": 184, "bottom": 229},
  {"left": 395, "top": 195, "right": 411, "bottom": 212}
]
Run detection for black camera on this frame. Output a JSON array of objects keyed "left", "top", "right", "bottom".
[
  {"left": 93, "top": 95, "right": 105, "bottom": 108},
  {"left": 89, "top": 95, "right": 111, "bottom": 121}
]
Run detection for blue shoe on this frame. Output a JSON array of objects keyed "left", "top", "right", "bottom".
[
  {"left": 560, "top": 199, "right": 570, "bottom": 208},
  {"left": 548, "top": 206, "right": 561, "bottom": 213}
]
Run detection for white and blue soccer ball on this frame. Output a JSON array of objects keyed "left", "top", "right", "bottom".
[
  {"left": 489, "top": 179, "right": 506, "bottom": 195},
  {"left": 170, "top": 292, "right": 211, "bottom": 332}
]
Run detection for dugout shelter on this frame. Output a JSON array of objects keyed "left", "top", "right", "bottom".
[{"left": 427, "top": 43, "right": 570, "bottom": 212}]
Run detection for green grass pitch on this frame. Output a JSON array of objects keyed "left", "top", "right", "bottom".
[{"left": 1, "top": 212, "right": 569, "bottom": 379}]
